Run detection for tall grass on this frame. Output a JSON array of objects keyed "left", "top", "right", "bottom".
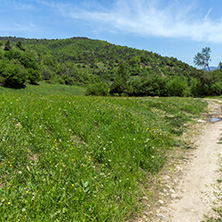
[{"left": 0, "top": 91, "right": 207, "bottom": 221}]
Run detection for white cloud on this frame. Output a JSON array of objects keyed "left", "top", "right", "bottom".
[{"left": 55, "top": 0, "right": 222, "bottom": 43}]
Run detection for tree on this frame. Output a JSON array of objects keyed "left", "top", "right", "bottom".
[
  {"left": 4, "top": 40, "right": 11, "bottom": 51},
  {"left": 219, "top": 62, "right": 222, "bottom": 71},
  {"left": 110, "top": 63, "right": 130, "bottom": 96},
  {"left": 193, "top": 47, "right": 211, "bottom": 71},
  {"left": 16, "top": 40, "right": 25, "bottom": 51}
]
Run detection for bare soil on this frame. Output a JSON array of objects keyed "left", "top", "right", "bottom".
[{"left": 134, "top": 100, "right": 222, "bottom": 222}]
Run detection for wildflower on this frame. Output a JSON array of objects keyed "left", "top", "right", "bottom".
[
  {"left": 22, "top": 208, "right": 26, "bottom": 212},
  {"left": 26, "top": 191, "right": 29, "bottom": 194},
  {"left": 72, "top": 184, "right": 74, "bottom": 187},
  {"left": 8, "top": 202, "right": 11, "bottom": 205},
  {"left": 18, "top": 171, "right": 22, "bottom": 174}
]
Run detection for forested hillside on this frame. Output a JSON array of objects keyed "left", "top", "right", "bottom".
[{"left": 0, "top": 36, "right": 222, "bottom": 96}]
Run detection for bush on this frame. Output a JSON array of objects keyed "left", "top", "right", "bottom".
[
  {"left": 129, "top": 75, "right": 167, "bottom": 97},
  {"left": 60, "top": 74, "right": 75, "bottom": 85},
  {"left": 210, "top": 82, "right": 222, "bottom": 95},
  {"left": 0, "top": 61, "right": 28, "bottom": 87},
  {"left": 27, "top": 68, "right": 41, "bottom": 84},
  {"left": 85, "top": 82, "right": 110, "bottom": 96},
  {"left": 190, "top": 78, "right": 202, "bottom": 97},
  {"left": 166, "top": 76, "right": 190, "bottom": 97}
]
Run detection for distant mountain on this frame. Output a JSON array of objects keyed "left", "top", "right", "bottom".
[
  {"left": 204, "top": 66, "right": 218, "bottom": 71},
  {"left": 209, "top": 66, "right": 218, "bottom": 71}
]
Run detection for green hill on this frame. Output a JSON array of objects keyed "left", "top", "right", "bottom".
[
  {"left": 0, "top": 36, "right": 198, "bottom": 81},
  {"left": 0, "top": 36, "right": 222, "bottom": 97}
]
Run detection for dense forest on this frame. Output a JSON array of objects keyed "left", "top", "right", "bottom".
[{"left": 0, "top": 36, "right": 222, "bottom": 97}]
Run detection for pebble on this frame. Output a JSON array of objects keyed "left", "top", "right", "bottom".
[
  {"left": 156, "top": 214, "right": 170, "bottom": 221},
  {"left": 158, "top": 200, "right": 164, "bottom": 204},
  {"left": 197, "top": 119, "right": 206, "bottom": 123},
  {"left": 170, "top": 189, "right": 175, "bottom": 194},
  {"left": 142, "top": 196, "right": 149, "bottom": 201}
]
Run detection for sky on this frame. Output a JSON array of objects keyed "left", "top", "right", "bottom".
[{"left": 0, "top": 0, "right": 222, "bottom": 67}]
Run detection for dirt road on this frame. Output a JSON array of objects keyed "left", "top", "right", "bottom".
[{"left": 138, "top": 100, "right": 222, "bottom": 222}]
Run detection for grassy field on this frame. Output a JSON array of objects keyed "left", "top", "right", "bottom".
[
  {"left": 0, "top": 82, "right": 86, "bottom": 96},
  {"left": 0, "top": 86, "right": 207, "bottom": 221}
]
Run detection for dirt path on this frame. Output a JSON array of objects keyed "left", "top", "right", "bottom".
[{"left": 137, "top": 100, "right": 222, "bottom": 222}]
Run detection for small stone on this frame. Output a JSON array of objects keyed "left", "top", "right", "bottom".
[
  {"left": 156, "top": 214, "right": 170, "bottom": 221},
  {"left": 197, "top": 119, "right": 206, "bottom": 123},
  {"left": 142, "top": 196, "right": 149, "bottom": 201},
  {"left": 158, "top": 200, "right": 164, "bottom": 204},
  {"left": 171, "top": 194, "right": 180, "bottom": 199},
  {"left": 170, "top": 189, "right": 175, "bottom": 193}
]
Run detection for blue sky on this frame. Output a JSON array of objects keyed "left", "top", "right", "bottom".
[{"left": 0, "top": 0, "right": 222, "bottom": 66}]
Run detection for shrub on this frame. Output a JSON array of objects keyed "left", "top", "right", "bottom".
[
  {"left": 27, "top": 68, "right": 41, "bottom": 84},
  {"left": 0, "top": 60, "right": 28, "bottom": 87},
  {"left": 166, "top": 76, "right": 190, "bottom": 97},
  {"left": 61, "top": 74, "right": 75, "bottom": 85},
  {"left": 85, "top": 82, "right": 110, "bottom": 96},
  {"left": 190, "top": 78, "right": 202, "bottom": 97}
]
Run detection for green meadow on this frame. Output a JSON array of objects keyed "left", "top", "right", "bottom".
[
  {"left": 0, "top": 84, "right": 207, "bottom": 221},
  {"left": 0, "top": 82, "right": 86, "bottom": 96}
]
